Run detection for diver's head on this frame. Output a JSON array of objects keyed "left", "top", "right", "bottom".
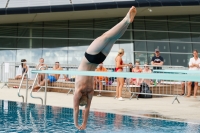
[{"left": 79, "top": 95, "right": 88, "bottom": 106}]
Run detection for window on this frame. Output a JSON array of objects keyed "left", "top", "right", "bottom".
[
  {"left": 16, "top": 49, "right": 42, "bottom": 62},
  {"left": 135, "top": 52, "right": 147, "bottom": 65},
  {"left": 94, "top": 18, "right": 119, "bottom": 38},
  {"left": 168, "top": 16, "right": 191, "bottom": 53},
  {"left": 67, "top": 50, "right": 84, "bottom": 65},
  {"left": 170, "top": 54, "right": 191, "bottom": 67},
  {"left": 0, "top": 25, "right": 17, "bottom": 48},
  {"left": 43, "top": 22, "right": 68, "bottom": 48},
  {"left": 0, "top": 50, "right": 16, "bottom": 63},
  {"left": 147, "top": 42, "right": 170, "bottom": 52},
  {"left": 133, "top": 19, "right": 146, "bottom": 51},
  {"left": 170, "top": 43, "right": 192, "bottom": 53},
  {"left": 42, "top": 49, "right": 67, "bottom": 64}
]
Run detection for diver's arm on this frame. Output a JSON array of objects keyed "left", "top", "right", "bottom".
[
  {"left": 73, "top": 90, "right": 82, "bottom": 129},
  {"left": 80, "top": 91, "right": 93, "bottom": 130},
  {"left": 80, "top": 99, "right": 92, "bottom": 130}
]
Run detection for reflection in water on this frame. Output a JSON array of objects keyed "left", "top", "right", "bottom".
[
  {"left": 36, "top": 104, "right": 44, "bottom": 119},
  {"left": 94, "top": 111, "right": 106, "bottom": 125},
  {"left": 114, "top": 114, "right": 123, "bottom": 129},
  {"left": 0, "top": 100, "right": 200, "bottom": 133},
  {"left": 142, "top": 113, "right": 185, "bottom": 122},
  {"left": 52, "top": 106, "right": 62, "bottom": 119}
]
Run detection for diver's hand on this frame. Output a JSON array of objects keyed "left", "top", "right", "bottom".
[
  {"left": 75, "top": 125, "right": 82, "bottom": 130},
  {"left": 80, "top": 123, "right": 87, "bottom": 130}
]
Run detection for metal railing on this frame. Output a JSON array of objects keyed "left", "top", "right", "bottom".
[
  {"left": 18, "top": 73, "right": 29, "bottom": 103},
  {"left": 30, "top": 66, "right": 48, "bottom": 105},
  {"left": 28, "top": 64, "right": 191, "bottom": 105},
  {"left": 124, "top": 65, "right": 187, "bottom": 104},
  {"left": 0, "top": 61, "right": 192, "bottom": 105},
  {"left": 0, "top": 62, "right": 38, "bottom": 89}
]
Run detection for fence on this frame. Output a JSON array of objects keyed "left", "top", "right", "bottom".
[
  {"left": 27, "top": 64, "right": 189, "bottom": 105},
  {"left": 30, "top": 64, "right": 185, "bottom": 94},
  {"left": 0, "top": 62, "right": 38, "bottom": 89},
  {"left": 0, "top": 62, "right": 190, "bottom": 105},
  {"left": 125, "top": 65, "right": 188, "bottom": 104},
  {"left": 92, "top": 65, "right": 186, "bottom": 99}
]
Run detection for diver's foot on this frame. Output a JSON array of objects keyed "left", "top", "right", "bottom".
[
  {"left": 186, "top": 95, "right": 190, "bottom": 97},
  {"left": 126, "top": 6, "right": 137, "bottom": 23}
]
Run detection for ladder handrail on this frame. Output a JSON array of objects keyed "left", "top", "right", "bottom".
[
  {"left": 18, "top": 73, "right": 28, "bottom": 103},
  {"left": 30, "top": 66, "right": 47, "bottom": 105}
]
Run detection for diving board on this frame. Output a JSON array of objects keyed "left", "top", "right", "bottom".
[
  {"left": 31, "top": 70, "right": 200, "bottom": 82},
  {"left": 153, "top": 70, "right": 200, "bottom": 74}
]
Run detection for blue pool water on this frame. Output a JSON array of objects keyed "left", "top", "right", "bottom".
[{"left": 0, "top": 100, "right": 200, "bottom": 133}]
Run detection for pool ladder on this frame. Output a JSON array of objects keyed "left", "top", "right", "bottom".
[
  {"left": 30, "top": 66, "right": 47, "bottom": 105},
  {"left": 18, "top": 73, "right": 29, "bottom": 103},
  {"left": 18, "top": 66, "right": 47, "bottom": 105}
]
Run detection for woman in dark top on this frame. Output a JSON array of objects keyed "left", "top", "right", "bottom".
[{"left": 15, "top": 59, "right": 28, "bottom": 80}]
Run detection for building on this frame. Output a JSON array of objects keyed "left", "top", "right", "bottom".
[{"left": 0, "top": 0, "right": 200, "bottom": 66}]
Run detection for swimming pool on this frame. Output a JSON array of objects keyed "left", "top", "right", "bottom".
[{"left": 0, "top": 100, "right": 199, "bottom": 133}]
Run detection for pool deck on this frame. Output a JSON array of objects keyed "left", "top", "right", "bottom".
[{"left": 0, "top": 83, "right": 200, "bottom": 124}]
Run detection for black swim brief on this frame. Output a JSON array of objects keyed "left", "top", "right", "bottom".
[{"left": 85, "top": 52, "right": 106, "bottom": 64}]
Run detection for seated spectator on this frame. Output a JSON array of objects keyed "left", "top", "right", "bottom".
[
  {"left": 33, "top": 62, "right": 68, "bottom": 92},
  {"left": 94, "top": 63, "right": 108, "bottom": 97},
  {"left": 130, "top": 61, "right": 142, "bottom": 86},
  {"left": 141, "top": 63, "right": 152, "bottom": 86},
  {"left": 14, "top": 59, "right": 29, "bottom": 88},
  {"left": 36, "top": 58, "right": 48, "bottom": 85},
  {"left": 15, "top": 59, "right": 29, "bottom": 80},
  {"left": 128, "top": 62, "right": 133, "bottom": 72}
]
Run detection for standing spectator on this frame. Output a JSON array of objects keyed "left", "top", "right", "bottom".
[
  {"left": 151, "top": 49, "right": 164, "bottom": 70},
  {"left": 94, "top": 63, "right": 108, "bottom": 97},
  {"left": 151, "top": 49, "right": 164, "bottom": 84},
  {"left": 115, "top": 48, "right": 130, "bottom": 101},
  {"left": 187, "top": 49, "right": 200, "bottom": 98},
  {"left": 36, "top": 58, "right": 48, "bottom": 84},
  {"left": 181, "top": 82, "right": 194, "bottom": 96}
]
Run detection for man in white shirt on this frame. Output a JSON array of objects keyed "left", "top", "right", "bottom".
[{"left": 187, "top": 49, "right": 200, "bottom": 98}]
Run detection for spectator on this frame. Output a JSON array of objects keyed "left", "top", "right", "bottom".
[
  {"left": 94, "top": 63, "right": 108, "bottom": 97},
  {"left": 151, "top": 49, "right": 164, "bottom": 70},
  {"left": 130, "top": 61, "right": 142, "bottom": 86},
  {"left": 33, "top": 62, "right": 68, "bottom": 92},
  {"left": 151, "top": 49, "right": 164, "bottom": 84},
  {"left": 115, "top": 48, "right": 130, "bottom": 101},
  {"left": 180, "top": 65, "right": 194, "bottom": 96},
  {"left": 36, "top": 58, "right": 48, "bottom": 85},
  {"left": 128, "top": 62, "right": 133, "bottom": 72},
  {"left": 15, "top": 59, "right": 29, "bottom": 80},
  {"left": 181, "top": 82, "right": 194, "bottom": 96},
  {"left": 141, "top": 63, "right": 152, "bottom": 86},
  {"left": 14, "top": 59, "right": 29, "bottom": 88},
  {"left": 187, "top": 49, "right": 200, "bottom": 98}
]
